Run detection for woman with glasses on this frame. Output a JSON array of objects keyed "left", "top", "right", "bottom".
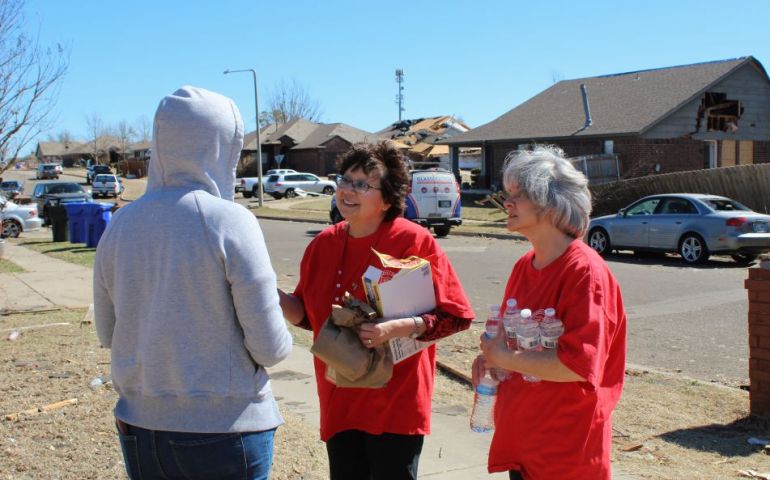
[
  {"left": 472, "top": 145, "right": 626, "bottom": 479},
  {"left": 280, "top": 142, "right": 474, "bottom": 480}
]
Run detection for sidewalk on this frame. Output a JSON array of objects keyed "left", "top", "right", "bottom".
[
  {"left": 0, "top": 233, "right": 93, "bottom": 312},
  {"left": 1, "top": 232, "right": 638, "bottom": 479}
]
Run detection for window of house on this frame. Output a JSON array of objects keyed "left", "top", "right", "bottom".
[
  {"left": 697, "top": 92, "right": 743, "bottom": 133},
  {"left": 603, "top": 140, "right": 614, "bottom": 155}
]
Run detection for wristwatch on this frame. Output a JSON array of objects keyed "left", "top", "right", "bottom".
[{"left": 409, "top": 316, "right": 424, "bottom": 339}]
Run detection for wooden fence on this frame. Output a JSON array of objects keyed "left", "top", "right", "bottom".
[{"left": 591, "top": 163, "right": 770, "bottom": 217}]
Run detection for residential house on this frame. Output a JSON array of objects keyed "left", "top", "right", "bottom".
[
  {"left": 241, "top": 118, "right": 374, "bottom": 176},
  {"left": 289, "top": 123, "right": 374, "bottom": 174},
  {"left": 35, "top": 141, "right": 88, "bottom": 166},
  {"left": 442, "top": 56, "right": 770, "bottom": 188}
]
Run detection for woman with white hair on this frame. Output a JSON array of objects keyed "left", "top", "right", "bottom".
[{"left": 472, "top": 145, "right": 627, "bottom": 479}]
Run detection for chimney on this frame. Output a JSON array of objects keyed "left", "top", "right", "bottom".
[{"left": 580, "top": 84, "right": 593, "bottom": 129}]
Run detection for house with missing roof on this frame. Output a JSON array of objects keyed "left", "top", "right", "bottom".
[
  {"left": 442, "top": 56, "right": 770, "bottom": 188},
  {"left": 240, "top": 118, "right": 375, "bottom": 176}
]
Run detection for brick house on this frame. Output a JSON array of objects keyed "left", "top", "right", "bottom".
[
  {"left": 241, "top": 119, "right": 375, "bottom": 176},
  {"left": 442, "top": 56, "right": 770, "bottom": 188}
]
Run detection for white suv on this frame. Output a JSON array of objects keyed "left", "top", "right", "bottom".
[{"left": 264, "top": 172, "right": 336, "bottom": 199}]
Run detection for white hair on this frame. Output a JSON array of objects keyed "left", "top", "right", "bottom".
[{"left": 502, "top": 145, "right": 592, "bottom": 238}]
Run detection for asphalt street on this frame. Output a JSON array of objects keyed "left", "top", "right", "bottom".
[{"left": 262, "top": 218, "right": 752, "bottom": 387}]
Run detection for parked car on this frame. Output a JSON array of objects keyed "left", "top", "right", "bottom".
[
  {"left": 86, "top": 164, "right": 112, "bottom": 184},
  {"left": 330, "top": 168, "right": 462, "bottom": 237},
  {"left": 30, "top": 181, "right": 92, "bottom": 225},
  {"left": 264, "top": 172, "right": 335, "bottom": 199},
  {"left": 92, "top": 174, "right": 123, "bottom": 198},
  {"left": 0, "top": 195, "right": 42, "bottom": 238},
  {"left": 0, "top": 180, "right": 24, "bottom": 199},
  {"left": 587, "top": 193, "right": 770, "bottom": 264},
  {"left": 239, "top": 169, "right": 298, "bottom": 198},
  {"left": 35, "top": 163, "right": 59, "bottom": 180}
]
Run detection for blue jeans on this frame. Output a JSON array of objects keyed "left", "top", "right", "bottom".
[{"left": 116, "top": 421, "right": 276, "bottom": 480}]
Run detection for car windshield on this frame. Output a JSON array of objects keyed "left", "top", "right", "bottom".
[
  {"left": 703, "top": 198, "right": 751, "bottom": 212},
  {"left": 1, "top": 181, "right": 19, "bottom": 189},
  {"left": 43, "top": 165, "right": 56, "bottom": 170},
  {"left": 47, "top": 183, "right": 84, "bottom": 194},
  {"left": 94, "top": 175, "right": 114, "bottom": 182}
]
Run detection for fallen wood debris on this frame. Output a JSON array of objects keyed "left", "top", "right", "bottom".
[
  {"left": 4, "top": 398, "right": 79, "bottom": 421},
  {"left": 1, "top": 322, "right": 70, "bottom": 333},
  {"left": 474, "top": 191, "right": 508, "bottom": 212}
]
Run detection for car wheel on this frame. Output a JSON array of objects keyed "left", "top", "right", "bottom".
[
  {"left": 330, "top": 206, "right": 344, "bottom": 224},
  {"left": 2, "top": 219, "right": 21, "bottom": 238},
  {"left": 242, "top": 191, "right": 253, "bottom": 198},
  {"left": 322, "top": 186, "right": 335, "bottom": 195},
  {"left": 679, "top": 233, "right": 709, "bottom": 264},
  {"left": 285, "top": 188, "right": 296, "bottom": 199},
  {"left": 588, "top": 228, "right": 611, "bottom": 255},
  {"left": 252, "top": 186, "right": 261, "bottom": 198},
  {"left": 433, "top": 225, "right": 451, "bottom": 237},
  {"left": 731, "top": 252, "right": 758, "bottom": 265}
]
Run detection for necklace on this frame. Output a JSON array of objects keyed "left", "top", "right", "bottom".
[{"left": 332, "top": 223, "right": 384, "bottom": 304}]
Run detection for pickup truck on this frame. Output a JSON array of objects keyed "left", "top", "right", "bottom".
[
  {"left": 238, "top": 169, "right": 297, "bottom": 198},
  {"left": 92, "top": 174, "right": 123, "bottom": 198},
  {"left": 86, "top": 164, "right": 112, "bottom": 184}
]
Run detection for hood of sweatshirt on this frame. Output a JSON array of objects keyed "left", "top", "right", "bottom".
[{"left": 146, "top": 86, "right": 244, "bottom": 201}]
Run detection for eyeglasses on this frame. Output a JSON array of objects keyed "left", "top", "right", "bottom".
[{"left": 335, "top": 176, "right": 382, "bottom": 193}]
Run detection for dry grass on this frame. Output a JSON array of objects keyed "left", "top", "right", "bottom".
[
  {"left": 15, "top": 239, "right": 95, "bottom": 268},
  {"left": 0, "top": 257, "right": 24, "bottom": 273}
]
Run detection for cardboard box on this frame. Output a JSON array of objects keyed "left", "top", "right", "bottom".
[{"left": 362, "top": 250, "right": 436, "bottom": 363}]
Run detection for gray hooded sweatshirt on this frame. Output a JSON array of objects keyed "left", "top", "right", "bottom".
[{"left": 93, "top": 86, "right": 292, "bottom": 433}]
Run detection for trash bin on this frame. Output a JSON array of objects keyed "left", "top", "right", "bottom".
[
  {"left": 85, "top": 203, "right": 113, "bottom": 248},
  {"left": 48, "top": 204, "right": 69, "bottom": 242},
  {"left": 63, "top": 202, "right": 89, "bottom": 244}
]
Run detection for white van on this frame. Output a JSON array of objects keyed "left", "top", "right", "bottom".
[{"left": 404, "top": 169, "right": 462, "bottom": 237}]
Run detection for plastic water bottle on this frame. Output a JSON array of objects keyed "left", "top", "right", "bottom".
[
  {"left": 470, "top": 372, "right": 498, "bottom": 432},
  {"left": 485, "top": 305, "right": 511, "bottom": 381},
  {"left": 516, "top": 309, "right": 541, "bottom": 382},
  {"left": 501, "top": 298, "right": 520, "bottom": 350},
  {"left": 540, "top": 308, "right": 564, "bottom": 349}
]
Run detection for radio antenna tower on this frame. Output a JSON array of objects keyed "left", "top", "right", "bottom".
[{"left": 395, "top": 69, "right": 405, "bottom": 121}]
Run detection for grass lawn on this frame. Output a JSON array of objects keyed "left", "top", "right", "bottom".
[
  {"left": 17, "top": 239, "right": 95, "bottom": 268},
  {"left": 0, "top": 257, "right": 25, "bottom": 273}
]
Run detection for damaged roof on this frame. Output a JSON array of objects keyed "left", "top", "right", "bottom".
[
  {"left": 243, "top": 118, "right": 320, "bottom": 150},
  {"left": 443, "top": 56, "right": 767, "bottom": 145}
]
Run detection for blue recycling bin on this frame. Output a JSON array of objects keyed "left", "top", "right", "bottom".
[
  {"left": 63, "top": 202, "right": 89, "bottom": 244},
  {"left": 85, "top": 203, "right": 114, "bottom": 248}
]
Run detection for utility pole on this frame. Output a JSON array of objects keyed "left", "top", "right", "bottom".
[{"left": 395, "top": 69, "right": 405, "bottom": 122}]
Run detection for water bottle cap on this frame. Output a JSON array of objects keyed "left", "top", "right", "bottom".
[
  {"left": 506, "top": 298, "right": 517, "bottom": 308},
  {"left": 544, "top": 307, "right": 556, "bottom": 317},
  {"left": 520, "top": 308, "right": 532, "bottom": 318}
]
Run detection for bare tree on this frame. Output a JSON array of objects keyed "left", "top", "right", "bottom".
[
  {"left": 114, "top": 120, "right": 136, "bottom": 161},
  {"left": 46, "top": 129, "right": 73, "bottom": 144},
  {"left": 135, "top": 115, "right": 151, "bottom": 142},
  {"left": 85, "top": 113, "right": 108, "bottom": 165},
  {"left": 261, "top": 79, "right": 322, "bottom": 127},
  {"left": 0, "top": 0, "right": 69, "bottom": 174}
]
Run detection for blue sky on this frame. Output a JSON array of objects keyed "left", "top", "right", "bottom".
[{"left": 23, "top": 0, "right": 770, "bottom": 153}]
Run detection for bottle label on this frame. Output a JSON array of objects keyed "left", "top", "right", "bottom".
[
  {"left": 476, "top": 385, "right": 496, "bottom": 396},
  {"left": 517, "top": 334, "right": 539, "bottom": 350},
  {"left": 541, "top": 335, "right": 559, "bottom": 349}
]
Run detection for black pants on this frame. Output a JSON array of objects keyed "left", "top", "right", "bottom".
[
  {"left": 326, "top": 429, "right": 424, "bottom": 480},
  {"left": 509, "top": 470, "right": 524, "bottom": 480}
]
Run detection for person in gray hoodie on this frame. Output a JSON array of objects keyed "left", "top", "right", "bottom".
[{"left": 93, "top": 85, "right": 292, "bottom": 480}]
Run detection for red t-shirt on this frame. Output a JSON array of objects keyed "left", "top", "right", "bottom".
[
  {"left": 488, "top": 240, "right": 626, "bottom": 479},
  {"left": 294, "top": 218, "right": 474, "bottom": 441}
]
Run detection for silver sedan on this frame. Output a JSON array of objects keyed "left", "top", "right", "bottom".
[{"left": 587, "top": 193, "right": 770, "bottom": 264}]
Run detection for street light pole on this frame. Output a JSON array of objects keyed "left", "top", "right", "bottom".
[{"left": 224, "top": 68, "right": 263, "bottom": 207}]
